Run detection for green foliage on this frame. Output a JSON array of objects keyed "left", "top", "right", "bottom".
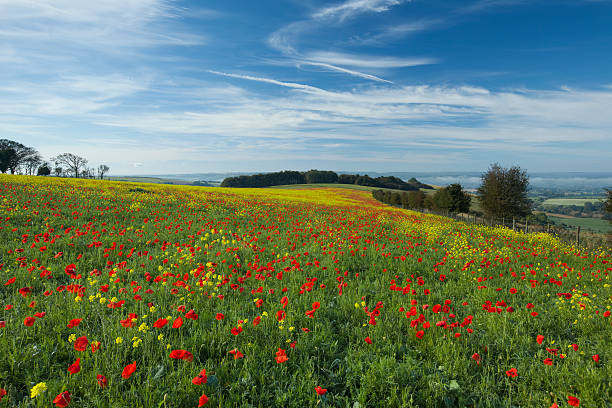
[
  {"left": 304, "top": 170, "right": 338, "bottom": 184},
  {"left": 477, "top": 163, "right": 531, "bottom": 219}
]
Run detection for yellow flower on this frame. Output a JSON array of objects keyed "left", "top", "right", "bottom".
[
  {"left": 74, "top": 296, "right": 82, "bottom": 302},
  {"left": 115, "top": 337, "right": 123, "bottom": 344},
  {"left": 157, "top": 333, "right": 164, "bottom": 341},
  {"left": 68, "top": 333, "right": 76, "bottom": 343},
  {"left": 138, "top": 323, "right": 149, "bottom": 333},
  {"left": 30, "top": 382, "right": 47, "bottom": 398}
]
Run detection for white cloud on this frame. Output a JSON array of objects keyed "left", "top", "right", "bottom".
[
  {"left": 297, "top": 61, "right": 393, "bottom": 83},
  {"left": 313, "top": 0, "right": 407, "bottom": 21},
  {"left": 304, "top": 51, "right": 437, "bottom": 69}
]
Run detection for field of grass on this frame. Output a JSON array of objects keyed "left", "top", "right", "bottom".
[
  {"left": 0, "top": 175, "right": 610, "bottom": 407},
  {"left": 270, "top": 183, "right": 436, "bottom": 194},
  {"left": 549, "top": 215, "right": 611, "bottom": 234},
  {"left": 542, "top": 198, "right": 605, "bottom": 206}
]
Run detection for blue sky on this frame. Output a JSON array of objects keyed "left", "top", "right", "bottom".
[{"left": 1, "top": 0, "right": 611, "bottom": 175}]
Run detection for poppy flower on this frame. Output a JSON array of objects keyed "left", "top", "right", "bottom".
[
  {"left": 505, "top": 368, "right": 518, "bottom": 378},
  {"left": 67, "top": 358, "right": 80, "bottom": 375},
  {"left": 67, "top": 319, "right": 82, "bottom": 328},
  {"left": 0, "top": 388, "right": 6, "bottom": 401},
  {"left": 315, "top": 386, "right": 327, "bottom": 395},
  {"left": 4, "top": 277, "right": 15, "bottom": 285},
  {"left": 74, "top": 336, "right": 88, "bottom": 351},
  {"left": 172, "top": 316, "right": 183, "bottom": 328},
  {"left": 364, "top": 337, "right": 372, "bottom": 344},
  {"left": 536, "top": 335, "right": 544, "bottom": 344},
  {"left": 169, "top": 349, "right": 194, "bottom": 362},
  {"left": 122, "top": 361, "right": 137, "bottom": 379},
  {"left": 18, "top": 287, "right": 32, "bottom": 297},
  {"left": 0, "top": 321, "right": 4, "bottom": 328},
  {"left": 543, "top": 358, "right": 553, "bottom": 366},
  {"left": 471, "top": 353, "right": 481, "bottom": 365},
  {"left": 185, "top": 309, "right": 199, "bottom": 320},
  {"left": 215, "top": 313, "right": 224, "bottom": 320},
  {"left": 231, "top": 326, "right": 243, "bottom": 335},
  {"left": 153, "top": 318, "right": 168, "bottom": 328},
  {"left": 567, "top": 396, "right": 580, "bottom": 407},
  {"left": 91, "top": 341, "right": 101, "bottom": 353},
  {"left": 252, "top": 316, "right": 261, "bottom": 326},
  {"left": 571, "top": 344, "right": 578, "bottom": 351},
  {"left": 275, "top": 348, "right": 288, "bottom": 364},
  {"left": 192, "top": 368, "right": 207, "bottom": 385},
  {"left": 415, "top": 330, "right": 425, "bottom": 339},
  {"left": 23, "top": 317, "right": 35, "bottom": 326},
  {"left": 97, "top": 374, "right": 108, "bottom": 389},
  {"left": 229, "top": 349, "right": 244, "bottom": 359},
  {"left": 198, "top": 394, "right": 209, "bottom": 406},
  {"left": 53, "top": 391, "right": 71, "bottom": 407},
  {"left": 592, "top": 354, "right": 600, "bottom": 363},
  {"left": 276, "top": 310, "right": 286, "bottom": 322}
]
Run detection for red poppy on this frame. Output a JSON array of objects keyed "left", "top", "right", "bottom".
[
  {"left": 567, "top": 396, "right": 580, "bottom": 407},
  {"left": 0, "top": 388, "right": 6, "bottom": 401},
  {"left": 97, "top": 374, "right": 108, "bottom": 388},
  {"left": 67, "top": 319, "right": 82, "bottom": 328},
  {"left": 74, "top": 336, "right": 88, "bottom": 351},
  {"left": 0, "top": 321, "right": 4, "bottom": 329},
  {"left": 592, "top": 354, "right": 600, "bottom": 363},
  {"left": 185, "top": 309, "right": 199, "bottom": 320},
  {"left": 229, "top": 349, "right": 244, "bottom": 359},
  {"left": 471, "top": 353, "right": 481, "bottom": 365},
  {"left": 53, "top": 391, "right": 71, "bottom": 407},
  {"left": 315, "top": 386, "right": 327, "bottom": 395},
  {"left": 67, "top": 358, "right": 81, "bottom": 375},
  {"left": 169, "top": 349, "right": 194, "bottom": 362},
  {"left": 505, "top": 368, "right": 518, "bottom": 378},
  {"left": 252, "top": 316, "right": 261, "bottom": 326},
  {"left": 275, "top": 348, "right": 288, "bottom": 364},
  {"left": 215, "top": 313, "right": 224, "bottom": 320},
  {"left": 18, "top": 287, "right": 32, "bottom": 297},
  {"left": 23, "top": 316, "right": 35, "bottom": 326},
  {"left": 543, "top": 358, "right": 553, "bottom": 366},
  {"left": 536, "top": 335, "right": 544, "bottom": 344},
  {"left": 153, "top": 318, "right": 168, "bottom": 328},
  {"left": 122, "top": 361, "right": 137, "bottom": 379},
  {"left": 571, "top": 344, "right": 578, "bottom": 351},
  {"left": 276, "top": 310, "right": 286, "bottom": 322},
  {"left": 198, "top": 394, "right": 209, "bottom": 406},
  {"left": 231, "top": 326, "right": 243, "bottom": 335},
  {"left": 415, "top": 330, "right": 425, "bottom": 339},
  {"left": 364, "top": 337, "right": 372, "bottom": 344},
  {"left": 120, "top": 318, "right": 135, "bottom": 328},
  {"left": 91, "top": 341, "right": 101, "bottom": 353},
  {"left": 172, "top": 316, "right": 183, "bottom": 328},
  {"left": 4, "top": 277, "right": 15, "bottom": 285},
  {"left": 312, "top": 301, "right": 321, "bottom": 310},
  {"left": 192, "top": 368, "right": 207, "bottom": 385}
]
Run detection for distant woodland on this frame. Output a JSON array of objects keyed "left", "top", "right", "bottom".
[{"left": 220, "top": 169, "right": 434, "bottom": 190}]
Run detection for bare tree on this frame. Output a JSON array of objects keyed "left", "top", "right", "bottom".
[
  {"left": 98, "top": 164, "right": 110, "bottom": 179},
  {"left": 54, "top": 167, "right": 63, "bottom": 177},
  {"left": 52, "top": 153, "right": 88, "bottom": 178},
  {"left": 22, "top": 149, "right": 43, "bottom": 175}
]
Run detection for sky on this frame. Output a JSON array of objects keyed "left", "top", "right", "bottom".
[{"left": 1, "top": 0, "right": 612, "bottom": 175}]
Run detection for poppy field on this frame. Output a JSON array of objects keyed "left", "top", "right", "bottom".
[{"left": 0, "top": 175, "right": 610, "bottom": 407}]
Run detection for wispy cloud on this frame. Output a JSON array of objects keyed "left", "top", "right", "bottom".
[
  {"left": 297, "top": 61, "right": 393, "bottom": 83},
  {"left": 206, "top": 70, "right": 335, "bottom": 96},
  {"left": 313, "top": 0, "right": 408, "bottom": 21},
  {"left": 304, "top": 51, "right": 437, "bottom": 69}
]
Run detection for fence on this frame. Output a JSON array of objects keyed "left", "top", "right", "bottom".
[{"left": 408, "top": 208, "right": 610, "bottom": 249}]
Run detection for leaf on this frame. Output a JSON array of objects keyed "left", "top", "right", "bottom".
[
  {"left": 449, "top": 380, "right": 460, "bottom": 391},
  {"left": 353, "top": 402, "right": 362, "bottom": 408},
  {"left": 152, "top": 364, "right": 165, "bottom": 380}
]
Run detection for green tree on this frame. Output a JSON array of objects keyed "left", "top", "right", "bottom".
[
  {"left": 446, "top": 183, "right": 471, "bottom": 213},
  {"left": 0, "top": 139, "right": 41, "bottom": 174},
  {"left": 477, "top": 163, "right": 531, "bottom": 219}
]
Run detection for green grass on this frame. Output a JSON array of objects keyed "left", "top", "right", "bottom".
[
  {"left": 548, "top": 215, "right": 611, "bottom": 234},
  {"left": 269, "top": 183, "right": 433, "bottom": 194},
  {"left": 542, "top": 197, "right": 605, "bottom": 206},
  {"left": 107, "top": 176, "right": 192, "bottom": 185}
]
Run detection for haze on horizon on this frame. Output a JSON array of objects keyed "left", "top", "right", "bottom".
[{"left": 1, "top": 0, "right": 611, "bottom": 175}]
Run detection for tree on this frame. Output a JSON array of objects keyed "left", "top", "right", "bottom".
[
  {"left": 52, "top": 153, "right": 88, "bottom": 178},
  {"left": 477, "top": 163, "right": 531, "bottom": 219},
  {"left": 98, "top": 164, "right": 110, "bottom": 179},
  {"left": 445, "top": 183, "right": 471, "bottom": 213},
  {"left": 0, "top": 139, "right": 41, "bottom": 174},
  {"left": 37, "top": 163, "right": 51, "bottom": 176}
]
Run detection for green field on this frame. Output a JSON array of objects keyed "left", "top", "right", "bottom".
[
  {"left": 549, "top": 215, "right": 611, "bottom": 234},
  {"left": 270, "top": 183, "right": 436, "bottom": 194},
  {"left": 107, "top": 176, "right": 192, "bottom": 185},
  {"left": 542, "top": 198, "right": 605, "bottom": 206}
]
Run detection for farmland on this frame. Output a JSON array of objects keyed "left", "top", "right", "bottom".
[{"left": 0, "top": 175, "right": 610, "bottom": 408}]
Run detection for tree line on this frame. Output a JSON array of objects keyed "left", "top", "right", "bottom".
[
  {"left": 372, "top": 183, "right": 471, "bottom": 213},
  {"left": 220, "top": 169, "right": 434, "bottom": 190},
  {"left": 0, "top": 139, "right": 110, "bottom": 179}
]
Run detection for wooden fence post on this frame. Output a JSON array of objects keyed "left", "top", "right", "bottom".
[
  {"left": 576, "top": 226, "right": 580, "bottom": 245},
  {"left": 525, "top": 218, "right": 528, "bottom": 233},
  {"left": 512, "top": 218, "right": 515, "bottom": 231}
]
